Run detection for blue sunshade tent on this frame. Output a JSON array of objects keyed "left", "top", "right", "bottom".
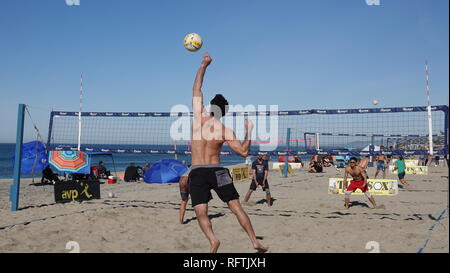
[
  {"left": 11, "top": 141, "right": 48, "bottom": 175},
  {"left": 144, "top": 159, "right": 188, "bottom": 184}
]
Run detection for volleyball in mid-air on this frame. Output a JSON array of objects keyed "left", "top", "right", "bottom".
[
  {"left": 184, "top": 33, "right": 203, "bottom": 52},
  {"left": 372, "top": 99, "right": 379, "bottom": 105}
]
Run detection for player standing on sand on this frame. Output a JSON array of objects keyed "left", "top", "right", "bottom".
[
  {"left": 374, "top": 146, "right": 388, "bottom": 179},
  {"left": 343, "top": 157, "right": 380, "bottom": 209},
  {"left": 178, "top": 171, "right": 190, "bottom": 224},
  {"left": 188, "top": 52, "right": 267, "bottom": 253},
  {"left": 243, "top": 154, "right": 273, "bottom": 206}
]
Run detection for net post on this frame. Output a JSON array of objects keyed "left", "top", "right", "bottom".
[
  {"left": 427, "top": 105, "right": 434, "bottom": 155},
  {"left": 47, "top": 111, "right": 55, "bottom": 148},
  {"left": 283, "top": 128, "right": 291, "bottom": 177},
  {"left": 10, "top": 104, "right": 25, "bottom": 211}
]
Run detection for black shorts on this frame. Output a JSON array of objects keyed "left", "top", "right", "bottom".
[
  {"left": 188, "top": 167, "right": 239, "bottom": 207},
  {"left": 250, "top": 179, "right": 270, "bottom": 192},
  {"left": 398, "top": 172, "right": 406, "bottom": 180}
]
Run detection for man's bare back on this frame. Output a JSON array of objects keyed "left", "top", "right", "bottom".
[
  {"left": 188, "top": 52, "right": 267, "bottom": 253},
  {"left": 191, "top": 116, "right": 225, "bottom": 165}
]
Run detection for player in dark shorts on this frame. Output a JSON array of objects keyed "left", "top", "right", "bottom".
[
  {"left": 244, "top": 155, "right": 273, "bottom": 206},
  {"left": 188, "top": 52, "right": 267, "bottom": 253},
  {"left": 189, "top": 166, "right": 239, "bottom": 207},
  {"left": 374, "top": 146, "right": 388, "bottom": 179}
]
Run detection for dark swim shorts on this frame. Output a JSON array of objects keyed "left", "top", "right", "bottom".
[
  {"left": 188, "top": 165, "right": 240, "bottom": 207},
  {"left": 249, "top": 179, "right": 270, "bottom": 193}
]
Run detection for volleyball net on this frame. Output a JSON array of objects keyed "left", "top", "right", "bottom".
[{"left": 47, "top": 105, "right": 449, "bottom": 156}]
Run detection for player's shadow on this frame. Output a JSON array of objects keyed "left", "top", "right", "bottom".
[
  {"left": 256, "top": 198, "right": 276, "bottom": 206},
  {"left": 183, "top": 212, "right": 226, "bottom": 224},
  {"left": 349, "top": 201, "right": 370, "bottom": 208},
  {"left": 30, "top": 182, "right": 54, "bottom": 187}
]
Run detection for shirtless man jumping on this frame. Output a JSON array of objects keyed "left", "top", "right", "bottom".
[
  {"left": 188, "top": 52, "right": 267, "bottom": 253},
  {"left": 343, "top": 157, "right": 379, "bottom": 209}
]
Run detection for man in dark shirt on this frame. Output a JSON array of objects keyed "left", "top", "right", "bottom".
[
  {"left": 41, "top": 165, "right": 60, "bottom": 184},
  {"left": 97, "top": 161, "right": 111, "bottom": 178},
  {"left": 124, "top": 162, "right": 141, "bottom": 182},
  {"left": 244, "top": 155, "right": 272, "bottom": 206}
]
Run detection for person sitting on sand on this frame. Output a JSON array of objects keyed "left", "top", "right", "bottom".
[
  {"left": 41, "top": 165, "right": 60, "bottom": 184},
  {"left": 124, "top": 162, "right": 141, "bottom": 182},
  {"left": 294, "top": 156, "right": 304, "bottom": 167},
  {"left": 343, "top": 157, "right": 380, "bottom": 209},
  {"left": 98, "top": 161, "right": 111, "bottom": 179},
  {"left": 322, "top": 157, "right": 332, "bottom": 167},
  {"left": 308, "top": 161, "right": 323, "bottom": 173}
]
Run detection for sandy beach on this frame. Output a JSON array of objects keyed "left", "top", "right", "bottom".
[{"left": 0, "top": 164, "right": 448, "bottom": 253}]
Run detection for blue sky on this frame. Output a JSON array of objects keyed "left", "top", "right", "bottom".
[{"left": 0, "top": 0, "right": 448, "bottom": 143}]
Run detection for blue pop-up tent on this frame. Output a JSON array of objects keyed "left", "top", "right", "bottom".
[
  {"left": 11, "top": 141, "right": 48, "bottom": 175},
  {"left": 144, "top": 159, "right": 188, "bottom": 184}
]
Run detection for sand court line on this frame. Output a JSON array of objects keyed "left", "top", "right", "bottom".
[
  {"left": 417, "top": 208, "right": 448, "bottom": 253},
  {"left": 1, "top": 197, "right": 440, "bottom": 231}
]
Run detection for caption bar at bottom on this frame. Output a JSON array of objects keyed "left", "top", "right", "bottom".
[{"left": 183, "top": 257, "right": 265, "bottom": 270}]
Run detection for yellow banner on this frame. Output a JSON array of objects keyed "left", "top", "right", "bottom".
[
  {"left": 390, "top": 159, "right": 418, "bottom": 167},
  {"left": 230, "top": 166, "right": 250, "bottom": 182},
  {"left": 389, "top": 165, "right": 428, "bottom": 175},
  {"left": 272, "top": 162, "right": 303, "bottom": 170},
  {"left": 328, "top": 178, "right": 398, "bottom": 196}
]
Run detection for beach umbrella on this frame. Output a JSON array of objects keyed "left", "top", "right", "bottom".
[
  {"left": 48, "top": 150, "right": 90, "bottom": 174},
  {"left": 11, "top": 141, "right": 48, "bottom": 175},
  {"left": 144, "top": 159, "right": 188, "bottom": 184}
]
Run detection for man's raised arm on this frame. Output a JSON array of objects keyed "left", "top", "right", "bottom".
[
  {"left": 225, "top": 119, "right": 253, "bottom": 158},
  {"left": 192, "top": 52, "right": 212, "bottom": 117}
]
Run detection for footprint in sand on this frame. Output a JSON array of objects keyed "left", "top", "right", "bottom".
[{"left": 243, "top": 201, "right": 257, "bottom": 207}]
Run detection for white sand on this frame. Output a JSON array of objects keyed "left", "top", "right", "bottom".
[{"left": 0, "top": 164, "right": 448, "bottom": 253}]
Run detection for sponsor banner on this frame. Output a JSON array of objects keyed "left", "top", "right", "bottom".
[
  {"left": 271, "top": 162, "right": 303, "bottom": 170},
  {"left": 328, "top": 178, "right": 398, "bottom": 196},
  {"left": 389, "top": 159, "right": 418, "bottom": 166},
  {"left": 230, "top": 166, "right": 250, "bottom": 182},
  {"left": 389, "top": 165, "right": 428, "bottom": 175},
  {"left": 54, "top": 180, "right": 101, "bottom": 203}
]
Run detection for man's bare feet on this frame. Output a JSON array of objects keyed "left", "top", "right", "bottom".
[
  {"left": 210, "top": 239, "right": 220, "bottom": 253},
  {"left": 253, "top": 243, "right": 268, "bottom": 253},
  {"left": 373, "top": 204, "right": 386, "bottom": 209}
]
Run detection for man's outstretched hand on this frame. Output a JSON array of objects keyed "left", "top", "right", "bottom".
[
  {"left": 201, "top": 52, "right": 212, "bottom": 67},
  {"left": 245, "top": 119, "right": 254, "bottom": 133}
]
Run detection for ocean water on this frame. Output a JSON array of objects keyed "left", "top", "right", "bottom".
[{"left": 0, "top": 143, "right": 251, "bottom": 178}]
